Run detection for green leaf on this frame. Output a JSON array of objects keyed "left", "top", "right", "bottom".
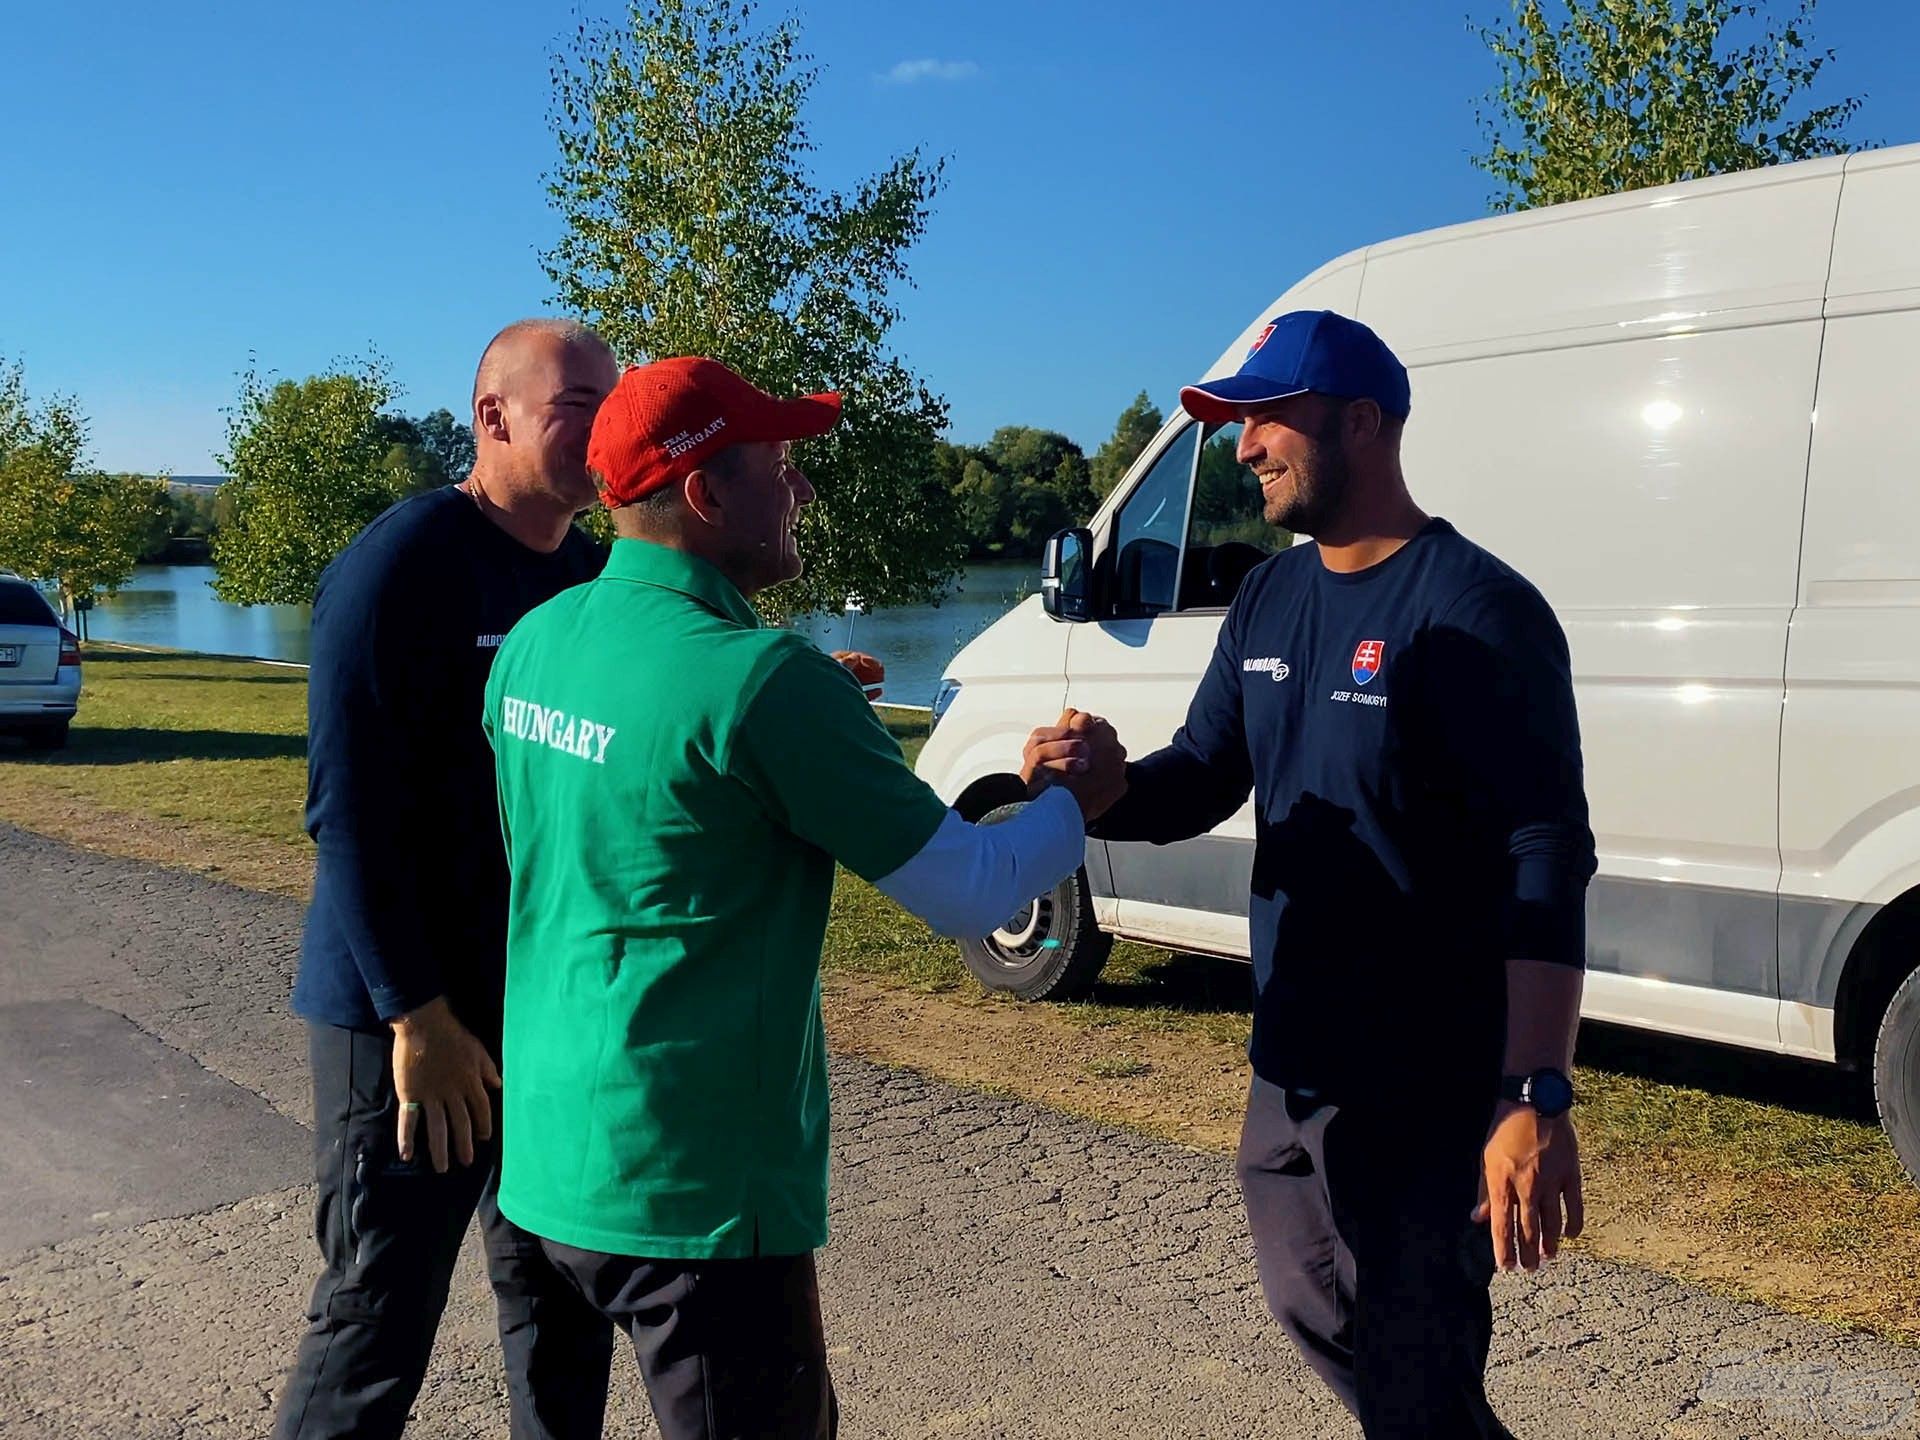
[
  {"left": 1470, "top": 0, "right": 1870, "bottom": 211},
  {"left": 541, "top": 0, "right": 963, "bottom": 620}
]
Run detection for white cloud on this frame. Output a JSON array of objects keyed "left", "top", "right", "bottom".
[{"left": 880, "top": 59, "right": 980, "bottom": 86}]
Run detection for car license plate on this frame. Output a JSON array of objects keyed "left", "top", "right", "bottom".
[{"left": 0, "top": 646, "right": 18, "bottom": 666}]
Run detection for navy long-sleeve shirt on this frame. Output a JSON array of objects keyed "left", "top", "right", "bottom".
[
  {"left": 291, "top": 487, "right": 604, "bottom": 1051},
  {"left": 1092, "top": 518, "right": 1595, "bottom": 1100}
]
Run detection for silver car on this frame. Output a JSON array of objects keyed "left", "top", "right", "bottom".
[{"left": 0, "top": 575, "right": 80, "bottom": 749}]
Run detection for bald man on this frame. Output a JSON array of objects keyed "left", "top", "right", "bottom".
[{"left": 275, "top": 319, "right": 621, "bottom": 1439}]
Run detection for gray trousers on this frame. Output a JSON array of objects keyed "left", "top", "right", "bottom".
[{"left": 1236, "top": 1075, "right": 1515, "bottom": 1440}]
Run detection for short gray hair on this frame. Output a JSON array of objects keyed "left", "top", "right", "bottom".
[
  {"left": 471, "top": 318, "right": 612, "bottom": 408},
  {"left": 603, "top": 444, "right": 744, "bottom": 532}
]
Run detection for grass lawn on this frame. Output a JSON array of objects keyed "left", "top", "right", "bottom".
[{"left": 4, "top": 646, "right": 1919, "bottom": 1340}]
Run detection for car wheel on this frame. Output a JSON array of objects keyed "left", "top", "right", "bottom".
[
  {"left": 1872, "top": 964, "right": 1920, "bottom": 1185},
  {"left": 957, "top": 802, "right": 1113, "bottom": 1001}
]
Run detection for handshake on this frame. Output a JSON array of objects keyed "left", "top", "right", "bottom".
[{"left": 1021, "top": 708, "right": 1129, "bottom": 822}]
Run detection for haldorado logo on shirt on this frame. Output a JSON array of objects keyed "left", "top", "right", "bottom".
[
  {"left": 498, "top": 695, "right": 617, "bottom": 764},
  {"left": 1243, "top": 656, "right": 1291, "bottom": 683}
]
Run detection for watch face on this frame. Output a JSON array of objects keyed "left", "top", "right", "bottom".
[{"left": 1530, "top": 1070, "right": 1575, "bottom": 1117}]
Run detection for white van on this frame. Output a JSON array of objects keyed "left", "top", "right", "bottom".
[{"left": 914, "top": 143, "right": 1920, "bottom": 1177}]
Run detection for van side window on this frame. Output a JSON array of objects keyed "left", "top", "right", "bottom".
[
  {"left": 1179, "top": 422, "right": 1288, "bottom": 610},
  {"left": 1110, "top": 424, "right": 1198, "bottom": 616}
]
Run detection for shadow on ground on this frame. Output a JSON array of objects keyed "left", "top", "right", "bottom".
[
  {"left": 0, "top": 728, "right": 307, "bottom": 763},
  {"left": 1084, "top": 947, "right": 1876, "bottom": 1123},
  {"left": 78, "top": 650, "right": 307, "bottom": 683},
  {"left": 1576, "top": 1019, "right": 1876, "bottom": 1123},
  {"left": 1092, "top": 948, "right": 1253, "bottom": 1016}
]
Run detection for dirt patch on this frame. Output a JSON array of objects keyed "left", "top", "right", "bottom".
[{"left": 0, "top": 783, "right": 311, "bottom": 898}]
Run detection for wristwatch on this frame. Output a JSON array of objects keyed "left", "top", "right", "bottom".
[{"left": 1499, "top": 1067, "right": 1575, "bottom": 1118}]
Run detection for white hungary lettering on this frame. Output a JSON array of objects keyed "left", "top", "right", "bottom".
[{"left": 499, "top": 695, "right": 617, "bottom": 765}]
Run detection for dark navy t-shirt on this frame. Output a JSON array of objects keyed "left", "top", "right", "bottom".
[
  {"left": 291, "top": 487, "right": 604, "bottom": 1051},
  {"left": 1093, "top": 519, "right": 1595, "bottom": 1100}
]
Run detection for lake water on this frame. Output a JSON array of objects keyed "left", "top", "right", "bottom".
[{"left": 82, "top": 560, "right": 1038, "bottom": 709}]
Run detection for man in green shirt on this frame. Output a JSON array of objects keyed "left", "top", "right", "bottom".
[{"left": 483, "top": 356, "right": 1125, "bottom": 1439}]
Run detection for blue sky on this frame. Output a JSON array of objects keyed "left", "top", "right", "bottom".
[{"left": 6, "top": 0, "right": 1917, "bottom": 475}]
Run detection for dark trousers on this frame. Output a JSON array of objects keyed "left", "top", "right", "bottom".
[
  {"left": 1236, "top": 1075, "right": 1513, "bottom": 1440},
  {"left": 542, "top": 1240, "right": 839, "bottom": 1440},
  {"left": 273, "top": 1023, "right": 616, "bottom": 1439}
]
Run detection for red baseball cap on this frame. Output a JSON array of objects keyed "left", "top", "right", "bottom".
[{"left": 588, "top": 356, "right": 842, "bottom": 507}]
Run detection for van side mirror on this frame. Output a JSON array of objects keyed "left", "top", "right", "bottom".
[{"left": 1041, "top": 527, "right": 1094, "bottom": 623}]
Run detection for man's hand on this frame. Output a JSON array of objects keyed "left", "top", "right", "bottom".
[
  {"left": 1473, "top": 1102, "right": 1583, "bottom": 1271},
  {"left": 832, "top": 650, "right": 884, "bottom": 700},
  {"left": 1022, "top": 708, "right": 1128, "bottom": 821},
  {"left": 390, "top": 996, "right": 502, "bottom": 1173}
]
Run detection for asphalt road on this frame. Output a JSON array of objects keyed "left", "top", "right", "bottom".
[{"left": 3, "top": 821, "right": 1917, "bottom": 1439}]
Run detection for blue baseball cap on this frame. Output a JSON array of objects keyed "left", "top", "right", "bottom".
[{"left": 1179, "top": 310, "right": 1410, "bottom": 424}]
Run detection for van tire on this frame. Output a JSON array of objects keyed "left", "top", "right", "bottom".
[
  {"left": 1872, "top": 965, "right": 1920, "bottom": 1184},
  {"left": 957, "top": 802, "right": 1113, "bottom": 1001}
]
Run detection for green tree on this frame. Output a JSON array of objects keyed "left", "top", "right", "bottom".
[
  {"left": 108, "top": 474, "right": 178, "bottom": 562},
  {"left": 373, "top": 408, "right": 478, "bottom": 495},
  {"left": 371, "top": 414, "right": 432, "bottom": 494},
  {"left": 928, "top": 439, "right": 974, "bottom": 498},
  {"left": 0, "top": 362, "right": 83, "bottom": 589},
  {"left": 1473, "top": 0, "right": 1869, "bottom": 212},
  {"left": 212, "top": 359, "right": 408, "bottom": 606},
  {"left": 0, "top": 362, "right": 166, "bottom": 614},
  {"left": 985, "top": 427, "right": 1076, "bottom": 486},
  {"left": 1050, "top": 453, "right": 1094, "bottom": 524},
  {"left": 983, "top": 427, "right": 1094, "bottom": 550},
  {"left": 543, "top": 0, "right": 962, "bottom": 621},
  {"left": 952, "top": 457, "right": 1011, "bottom": 553},
  {"left": 1008, "top": 473, "right": 1074, "bottom": 550},
  {"left": 168, "top": 487, "right": 221, "bottom": 540},
  {"left": 413, "top": 408, "right": 475, "bottom": 483},
  {"left": 1089, "top": 391, "right": 1162, "bottom": 499}
]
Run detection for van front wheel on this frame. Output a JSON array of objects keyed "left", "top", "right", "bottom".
[
  {"left": 1873, "top": 965, "right": 1920, "bottom": 1184},
  {"left": 958, "top": 802, "right": 1113, "bottom": 1001}
]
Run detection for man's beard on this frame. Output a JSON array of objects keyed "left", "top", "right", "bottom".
[{"left": 1261, "top": 410, "right": 1350, "bottom": 536}]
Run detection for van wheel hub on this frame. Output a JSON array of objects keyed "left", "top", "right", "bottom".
[{"left": 990, "top": 896, "right": 1052, "bottom": 960}]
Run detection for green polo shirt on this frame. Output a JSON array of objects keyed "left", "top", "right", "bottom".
[{"left": 481, "top": 538, "right": 947, "bottom": 1259}]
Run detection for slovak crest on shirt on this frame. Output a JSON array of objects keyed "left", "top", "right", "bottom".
[
  {"left": 1351, "top": 639, "right": 1385, "bottom": 685},
  {"left": 1328, "top": 639, "right": 1389, "bottom": 708}
]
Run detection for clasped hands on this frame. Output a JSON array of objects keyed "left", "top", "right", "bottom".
[{"left": 1021, "top": 708, "right": 1128, "bottom": 822}]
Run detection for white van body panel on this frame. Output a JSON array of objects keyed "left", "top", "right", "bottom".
[
  {"left": 920, "top": 143, "right": 1920, "bottom": 1067},
  {"left": 1109, "top": 899, "right": 1250, "bottom": 960},
  {"left": 1355, "top": 165, "right": 1838, "bottom": 1041},
  {"left": 1778, "top": 150, "right": 1920, "bottom": 1022},
  {"left": 914, "top": 596, "right": 1067, "bottom": 808},
  {"left": 1581, "top": 972, "right": 1794, "bottom": 1055}
]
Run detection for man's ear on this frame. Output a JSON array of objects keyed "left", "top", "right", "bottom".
[
  {"left": 682, "top": 468, "right": 724, "bottom": 528},
  {"left": 1345, "top": 398, "right": 1384, "bottom": 447},
  {"left": 475, "top": 394, "right": 509, "bottom": 444}
]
